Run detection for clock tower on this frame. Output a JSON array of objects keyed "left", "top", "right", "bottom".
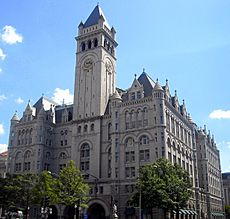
[{"left": 73, "top": 5, "right": 118, "bottom": 120}]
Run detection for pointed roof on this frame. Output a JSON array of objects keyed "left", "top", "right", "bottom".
[
  {"left": 84, "top": 5, "right": 110, "bottom": 28},
  {"left": 111, "top": 89, "right": 122, "bottom": 100},
  {"left": 137, "top": 71, "right": 156, "bottom": 97},
  {"left": 33, "top": 96, "right": 57, "bottom": 113},
  {"left": 25, "top": 101, "right": 33, "bottom": 111},
  {"left": 11, "top": 111, "right": 20, "bottom": 121},
  {"left": 153, "top": 79, "right": 163, "bottom": 91}
]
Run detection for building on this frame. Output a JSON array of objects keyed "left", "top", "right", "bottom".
[
  {"left": 6, "top": 5, "right": 224, "bottom": 219},
  {"left": 0, "top": 151, "right": 7, "bottom": 178},
  {"left": 223, "top": 172, "right": 230, "bottom": 206}
]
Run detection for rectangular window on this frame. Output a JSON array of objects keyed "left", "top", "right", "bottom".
[
  {"left": 115, "top": 167, "right": 118, "bottom": 178},
  {"left": 137, "top": 91, "right": 141, "bottom": 99},
  {"left": 131, "top": 92, "right": 135, "bottom": 100}
]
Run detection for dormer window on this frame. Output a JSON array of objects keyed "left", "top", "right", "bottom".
[
  {"left": 137, "top": 91, "right": 141, "bottom": 99},
  {"left": 131, "top": 92, "right": 135, "bottom": 100}
]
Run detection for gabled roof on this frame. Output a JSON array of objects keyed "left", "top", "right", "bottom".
[
  {"left": 33, "top": 96, "right": 57, "bottom": 113},
  {"left": 137, "top": 72, "right": 156, "bottom": 97},
  {"left": 84, "top": 5, "right": 110, "bottom": 28}
]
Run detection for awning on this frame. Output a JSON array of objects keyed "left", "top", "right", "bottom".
[
  {"left": 188, "top": 210, "right": 195, "bottom": 215},
  {"left": 180, "top": 209, "right": 187, "bottom": 214},
  {"left": 184, "top": 210, "right": 191, "bottom": 215},
  {"left": 211, "top": 212, "right": 225, "bottom": 217}
]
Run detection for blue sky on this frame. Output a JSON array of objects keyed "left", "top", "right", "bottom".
[{"left": 0, "top": 0, "right": 229, "bottom": 172}]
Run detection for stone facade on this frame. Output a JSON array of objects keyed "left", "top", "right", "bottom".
[
  {"left": 0, "top": 151, "right": 7, "bottom": 178},
  {"left": 223, "top": 172, "right": 230, "bottom": 206},
  {"left": 7, "top": 5, "right": 224, "bottom": 219}
]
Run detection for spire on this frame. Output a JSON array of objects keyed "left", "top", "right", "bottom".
[
  {"left": 25, "top": 100, "right": 32, "bottom": 111},
  {"left": 84, "top": 5, "right": 110, "bottom": 28},
  {"left": 11, "top": 111, "right": 20, "bottom": 121},
  {"left": 153, "top": 78, "right": 163, "bottom": 91}
]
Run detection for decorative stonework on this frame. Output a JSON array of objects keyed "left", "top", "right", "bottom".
[{"left": 105, "top": 60, "right": 113, "bottom": 75}]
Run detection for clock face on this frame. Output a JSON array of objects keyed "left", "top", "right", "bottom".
[{"left": 83, "top": 58, "right": 93, "bottom": 70}]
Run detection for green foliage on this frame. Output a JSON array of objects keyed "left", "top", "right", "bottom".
[
  {"left": 0, "top": 173, "right": 38, "bottom": 214},
  {"left": 0, "top": 161, "right": 90, "bottom": 214},
  {"left": 32, "top": 171, "right": 59, "bottom": 206},
  {"left": 56, "top": 160, "right": 89, "bottom": 207},
  {"left": 225, "top": 205, "right": 230, "bottom": 219},
  {"left": 133, "top": 158, "right": 192, "bottom": 213}
]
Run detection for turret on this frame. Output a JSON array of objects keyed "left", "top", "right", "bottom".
[{"left": 8, "top": 111, "right": 20, "bottom": 148}]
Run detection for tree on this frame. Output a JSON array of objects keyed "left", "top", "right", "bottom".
[
  {"left": 32, "top": 171, "right": 58, "bottom": 206},
  {"left": 56, "top": 160, "right": 89, "bottom": 213},
  {"left": 225, "top": 205, "right": 230, "bottom": 219},
  {"left": 133, "top": 158, "right": 192, "bottom": 219},
  {"left": 0, "top": 173, "right": 38, "bottom": 219}
]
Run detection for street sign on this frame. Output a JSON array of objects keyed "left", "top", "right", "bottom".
[{"left": 84, "top": 213, "right": 88, "bottom": 219}]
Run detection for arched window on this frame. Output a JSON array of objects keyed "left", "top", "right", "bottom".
[
  {"left": 24, "top": 150, "right": 31, "bottom": 159},
  {"left": 104, "top": 39, "right": 107, "bottom": 47},
  {"left": 59, "top": 152, "right": 67, "bottom": 159},
  {"left": 46, "top": 152, "right": 51, "bottom": 159},
  {"left": 111, "top": 46, "right": 114, "bottom": 54},
  {"left": 139, "top": 135, "right": 149, "bottom": 145},
  {"left": 125, "top": 137, "right": 134, "bottom": 147},
  {"left": 108, "top": 123, "right": 112, "bottom": 140},
  {"left": 68, "top": 112, "right": 72, "bottom": 121},
  {"left": 78, "top": 126, "right": 81, "bottom": 133},
  {"left": 15, "top": 151, "right": 22, "bottom": 159},
  {"left": 81, "top": 42, "right": 85, "bottom": 51},
  {"left": 80, "top": 143, "right": 90, "bottom": 158},
  {"left": 88, "top": 40, "right": 92, "bottom": 49},
  {"left": 90, "top": 123, "right": 94, "bottom": 131},
  {"left": 80, "top": 143, "right": 90, "bottom": 171},
  {"left": 93, "top": 38, "right": 98, "bottom": 47},
  {"left": 108, "top": 147, "right": 112, "bottom": 178},
  {"left": 84, "top": 124, "right": 88, "bottom": 132}
]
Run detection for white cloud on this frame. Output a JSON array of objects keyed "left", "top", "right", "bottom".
[
  {"left": 0, "top": 94, "right": 7, "bottom": 102},
  {"left": 0, "top": 123, "right": 4, "bottom": 135},
  {"left": 217, "top": 141, "right": 230, "bottom": 149},
  {"left": 51, "top": 88, "right": 73, "bottom": 105},
  {"left": 0, "top": 68, "right": 2, "bottom": 73},
  {"left": 0, "top": 48, "right": 6, "bottom": 60},
  {"left": 209, "top": 109, "right": 230, "bottom": 119},
  {"left": 15, "top": 97, "right": 24, "bottom": 104},
  {"left": 1, "top": 25, "right": 23, "bottom": 44},
  {"left": 0, "top": 144, "right": 7, "bottom": 153}
]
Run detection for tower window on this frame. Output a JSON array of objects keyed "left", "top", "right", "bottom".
[
  {"left": 104, "top": 39, "right": 107, "bottom": 47},
  {"left": 78, "top": 126, "right": 81, "bottom": 133},
  {"left": 88, "top": 40, "right": 92, "bottom": 49},
  {"left": 93, "top": 38, "right": 98, "bottom": 47},
  {"left": 84, "top": 124, "right": 88, "bottom": 132},
  {"left": 81, "top": 42, "right": 85, "bottom": 51},
  {"left": 90, "top": 123, "right": 95, "bottom": 131}
]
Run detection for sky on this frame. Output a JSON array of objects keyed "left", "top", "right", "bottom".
[{"left": 0, "top": 0, "right": 229, "bottom": 172}]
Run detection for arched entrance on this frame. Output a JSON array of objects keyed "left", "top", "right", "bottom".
[
  {"left": 47, "top": 206, "right": 58, "bottom": 219},
  {"left": 88, "top": 203, "right": 106, "bottom": 219},
  {"left": 63, "top": 206, "right": 75, "bottom": 219}
]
